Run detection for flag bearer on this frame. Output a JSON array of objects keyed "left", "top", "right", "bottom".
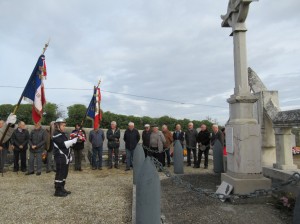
[{"left": 53, "top": 118, "right": 77, "bottom": 197}]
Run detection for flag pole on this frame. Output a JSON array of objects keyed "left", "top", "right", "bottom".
[
  {"left": 80, "top": 80, "right": 101, "bottom": 128},
  {"left": 0, "top": 40, "right": 50, "bottom": 176}
]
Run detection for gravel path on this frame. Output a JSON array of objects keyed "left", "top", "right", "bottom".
[{"left": 0, "top": 165, "right": 132, "bottom": 224}]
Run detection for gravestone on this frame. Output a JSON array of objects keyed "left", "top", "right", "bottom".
[
  {"left": 213, "top": 140, "right": 224, "bottom": 173},
  {"left": 173, "top": 140, "right": 184, "bottom": 174},
  {"left": 136, "top": 157, "right": 161, "bottom": 224},
  {"left": 221, "top": 0, "right": 271, "bottom": 193},
  {"left": 133, "top": 144, "right": 145, "bottom": 185}
]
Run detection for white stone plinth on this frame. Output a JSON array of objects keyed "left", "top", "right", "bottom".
[{"left": 273, "top": 127, "right": 297, "bottom": 170}]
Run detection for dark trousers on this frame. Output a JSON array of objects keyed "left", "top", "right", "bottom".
[
  {"left": 150, "top": 147, "right": 164, "bottom": 166},
  {"left": 92, "top": 146, "right": 103, "bottom": 168},
  {"left": 108, "top": 147, "right": 119, "bottom": 167},
  {"left": 13, "top": 148, "right": 27, "bottom": 171},
  {"left": 142, "top": 146, "right": 148, "bottom": 158},
  {"left": 198, "top": 146, "right": 209, "bottom": 167},
  {"left": 54, "top": 157, "right": 69, "bottom": 190},
  {"left": 74, "top": 149, "right": 83, "bottom": 170},
  {"left": 187, "top": 147, "right": 197, "bottom": 165},
  {"left": 0, "top": 149, "right": 8, "bottom": 171},
  {"left": 164, "top": 148, "right": 171, "bottom": 166}
]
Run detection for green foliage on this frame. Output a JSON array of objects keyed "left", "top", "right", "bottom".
[
  {"left": 43, "top": 102, "right": 59, "bottom": 125},
  {"left": 67, "top": 104, "right": 92, "bottom": 128},
  {"left": 0, "top": 103, "right": 60, "bottom": 125},
  {"left": 0, "top": 104, "right": 14, "bottom": 120}
]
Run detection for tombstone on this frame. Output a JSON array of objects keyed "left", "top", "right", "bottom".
[
  {"left": 136, "top": 157, "right": 161, "bottom": 224},
  {"left": 133, "top": 144, "right": 145, "bottom": 185},
  {"left": 173, "top": 140, "right": 184, "bottom": 174},
  {"left": 213, "top": 140, "right": 224, "bottom": 173},
  {"left": 221, "top": 0, "right": 271, "bottom": 193},
  {"left": 293, "top": 191, "right": 300, "bottom": 224}
]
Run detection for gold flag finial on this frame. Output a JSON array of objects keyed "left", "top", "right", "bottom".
[{"left": 42, "top": 39, "right": 50, "bottom": 55}]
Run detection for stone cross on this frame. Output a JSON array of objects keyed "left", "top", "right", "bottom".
[{"left": 221, "top": 0, "right": 271, "bottom": 194}]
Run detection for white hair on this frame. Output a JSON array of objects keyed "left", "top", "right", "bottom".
[
  {"left": 188, "top": 122, "right": 193, "bottom": 126},
  {"left": 212, "top": 124, "right": 218, "bottom": 128},
  {"left": 111, "top": 121, "right": 117, "bottom": 125},
  {"left": 128, "top": 122, "right": 134, "bottom": 126}
]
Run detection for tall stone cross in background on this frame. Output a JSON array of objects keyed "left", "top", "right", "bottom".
[{"left": 221, "top": 0, "right": 271, "bottom": 193}]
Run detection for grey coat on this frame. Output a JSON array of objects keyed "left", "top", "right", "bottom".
[
  {"left": 185, "top": 129, "right": 198, "bottom": 148},
  {"left": 29, "top": 127, "right": 47, "bottom": 153}
]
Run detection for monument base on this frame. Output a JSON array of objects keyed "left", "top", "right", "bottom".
[
  {"left": 221, "top": 172, "right": 271, "bottom": 194},
  {"left": 273, "top": 163, "right": 298, "bottom": 170}
]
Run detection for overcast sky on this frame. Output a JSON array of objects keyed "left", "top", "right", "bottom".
[{"left": 0, "top": 0, "right": 299, "bottom": 125}]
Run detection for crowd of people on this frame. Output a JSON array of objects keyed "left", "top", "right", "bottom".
[{"left": 0, "top": 113, "right": 226, "bottom": 197}]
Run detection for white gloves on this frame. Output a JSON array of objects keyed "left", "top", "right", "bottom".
[
  {"left": 6, "top": 113, "right": 17, "bottom": 125},
  {"left": 64, "top": 137, "right": 78, "bottom": 148}
]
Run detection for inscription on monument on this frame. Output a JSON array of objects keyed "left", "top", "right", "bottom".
[{"left": 226, "top": 127, "right": 234, "bottom": 153}]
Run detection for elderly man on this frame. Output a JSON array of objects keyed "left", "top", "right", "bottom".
[
  {"left": 173, "top": 124, "right": 184, "bottom": 147},
  {"left": 185, "top": 122, "right": 198, "bottom": 167},
  {"left": 150, "top": 124, "right": 166, "bottom": 169},
  {"left": 0, "top": 114, "right": 17, "bottom": 173},
  {"left": 11, "top": 121, "right": 30, "bottom": 172},
  {"left": 123, "top": 122, "right": 140, "bottom": 171},
  {"left": 162, "top": 125, "right": 173, "bottom": 167},
  {"left": 142, "top": 124, "right": 151, "bottom": 157},
  {"left": 89, "top": 124, "right": 105, "bottom": 170},
  {"left": 27, "top": 122, "right": 47, "bottom": 176},
  {"left": 196, "top": 124, "right": 211, "bottom": 169},
  {"left": 107, "top": 121, "right": 120, "bottom": 169}
]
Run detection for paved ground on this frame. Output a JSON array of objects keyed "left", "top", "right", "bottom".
[{"left": 0, "top": 165, "right": 133, "bottom": 224}]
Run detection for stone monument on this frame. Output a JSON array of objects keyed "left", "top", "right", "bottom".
[{"left": 221, "top": 0, "right": 271, "bottom": 193}]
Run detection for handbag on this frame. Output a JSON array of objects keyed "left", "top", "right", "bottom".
[{"left": 199, "top": 143, "right": 206, "bottom": 152}]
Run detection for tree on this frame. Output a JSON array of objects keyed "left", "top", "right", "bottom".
[
  {"left": 42, "top": 103, "right": 59, "bottom": 125},
  {"left": 16, "top": 104, "right": 33, "bottom": 124},
  {"left": 0, "top": 104, "right": 14, "bottom": 121},
  {"left": 66, "top": 104, "right": 92, "bottom": 128}
]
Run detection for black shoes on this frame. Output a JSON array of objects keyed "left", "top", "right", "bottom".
[
  {"left": 114, "top": 164, "right": 119, "bottom": 169},
  {"left": 125, "top": 168, "right": 130, "bottom": 171},
  {"left": 62, "top": 188, "right": 71, "bottom": 194},
  {"left": 36, "top": 172, "right": 41, "bottom": 176},
  {"left": 54, "top": 190, "right": 68, "bottom": 197},
  {"left": 98, "top": 167, "right": 102, "bottom": 170},
  {"left": 108, "top": 166, "right": 113, "bottom": 169},
  {"left": 26, "top": 172, "right": 34, "bottom": 175},
  {"left": 46, "top": 170, "right": 51, "bottom": 173},
  {"left": 204, "top": 166, "right": 208, "bottom": 169}
]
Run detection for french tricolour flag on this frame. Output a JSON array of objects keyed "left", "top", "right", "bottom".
[
  {"left": 22, "top": 55, "right": 47, "bottom": 124},
  {"left": 87, "top": 87, "right": 102, "bottom": 128}
]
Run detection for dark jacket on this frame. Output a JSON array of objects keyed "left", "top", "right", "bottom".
[
  {"left": 52, "top": 130, "right": 69, "bottom": 160},
  {"left": 173, "top": 131, "right": 184, "bottom": 146},
  {"left": 106, "top": 128, "right": 120, "bottom": 149},
  {"left": 142, "top": 130, "right": 151, "bottom": 148},
  {"left": 123, "top": 128, "right": 140, "bottom": 150},
  {"left": 211, "top": 130, "right": 224, "bottom": 147},
  {"left": 185, "top": 129, "right": 198, "bottom": 148},
  {"left": 197, "top": 129, "right": 211, "bottom": 146},
  {"left": 29, "top": 127, "right": 47, "bottom": 153},
  {"left": 71, "top": 129, "right": 86, "bottom": 150},
  {"left": 11, "top": 128, "right": 30, "bottom": 150}
]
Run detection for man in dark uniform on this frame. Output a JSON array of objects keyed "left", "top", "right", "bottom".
[{"left": 52, "top": 118, "right": 78, "bottom": 197}]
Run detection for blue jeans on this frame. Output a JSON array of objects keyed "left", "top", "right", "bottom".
[
  {"left": 126, "top": 149, "right": 134, "bottom": 169},
  {"left": 92, "top": 146, "right": 103, "bottom": 168}
]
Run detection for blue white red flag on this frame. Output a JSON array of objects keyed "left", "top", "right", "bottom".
[
  {"left": 87, "top": 86, "right": 101, "bottom": 128},
  {"left": 22, "top": 55, "right": 47, "bottom": 123}
]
